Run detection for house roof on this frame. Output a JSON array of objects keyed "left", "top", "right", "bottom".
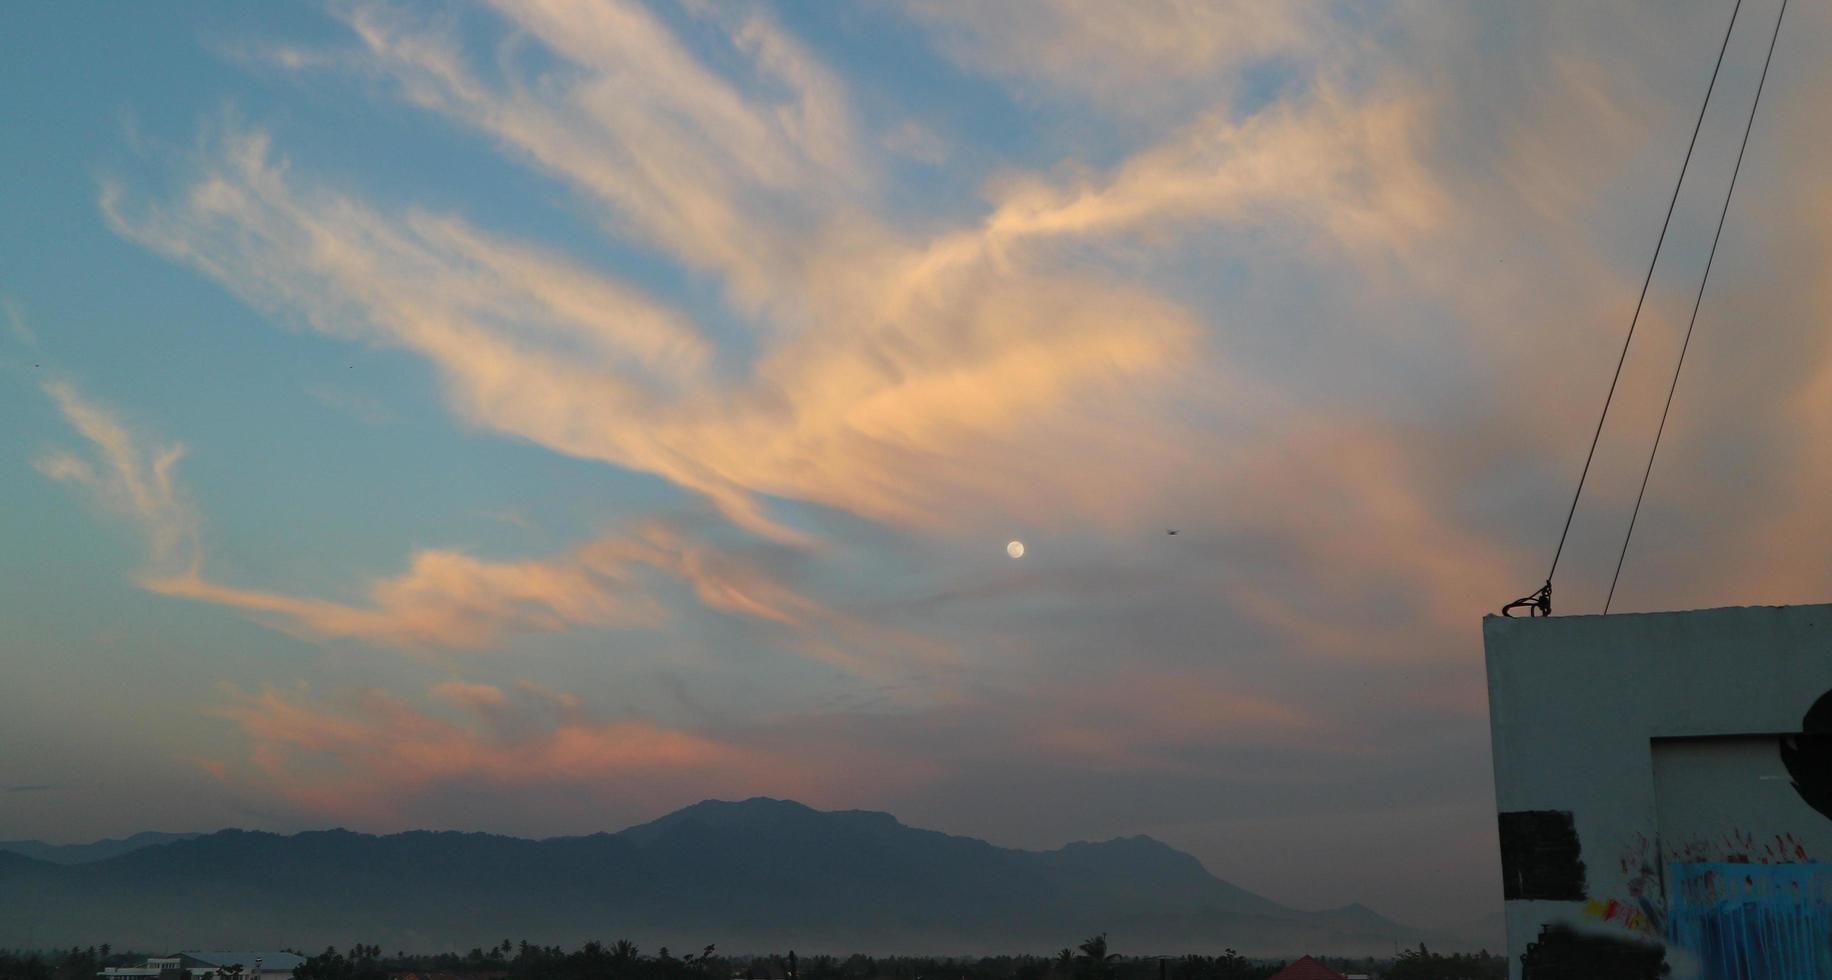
[
  {"left": 1265, "top": 957, "right": 1347, "bottom": 980},
  {"left": 178, "top": 953, "right": 305, "bottom": 972}
]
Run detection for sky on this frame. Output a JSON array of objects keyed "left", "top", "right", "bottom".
[{"left": 2, "top": 0, "right": 1829, "bottom": 932}]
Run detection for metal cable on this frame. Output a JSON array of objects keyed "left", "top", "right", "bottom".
[
  {"left": 1505, "top": 0, "right": 1744, "bottom": 618},
  {"left": 1605, "top": 0, "right": 1789, "bottom": 613}
]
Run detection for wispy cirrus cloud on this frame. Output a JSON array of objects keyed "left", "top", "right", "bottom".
[
  {"left": 92, "top": 0, "right": 1734, "bottom": 654},
  {"left": 144, "top": 520, "right": 943, "bottom": 671},
  {"left": 35, "top": 381, "right": 924, "bottom": 667},
  {"left": 89, "top": 0, "right": 1580, "bottom": 686},
  {"left": 339, "top": 0, "right": 860, "bottom": 312},
  {"left": 901, "top": 0, "right": 1325, "bottom": 116},
  {"left": 102, "top": 123, "right": 1207, "bottom": 542},
  {"left": 103, "top": 0, "right": 1476, "bottom": 557},
  {"left": 35, "top": 381, "right": 200, "bottom": 576},
  {"left": 3, "top": 295, "right": 36, "bottom": 347}
]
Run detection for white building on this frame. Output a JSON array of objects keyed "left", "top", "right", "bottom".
[
  {"left": 102, "top": 952, "right": 304, "bottom": 980},
  {"left": 1485, "top": 604, "right": 1832, "bottom": 979}
]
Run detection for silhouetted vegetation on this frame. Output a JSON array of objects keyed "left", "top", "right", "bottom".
[
  {"left": 1167, "top": 950, "right": 1283, "bottom": 980},
  {"left": 269, "top": 939, "right": 1461, "bottom": 980},
  {"left": 0, "top": 938, "right": 1507, "bottom": 980},
  {"left": 293, "top": 946, "right": 390, "bottom": 980},
  {"left": 0, "top": 945, "right": 133, "bottom": 980},
  {"left": 418, "top": 942, "right": 1296, "bottom": 980},
  {"left": 1379, "top": 944, "right": 1506, "bottom": 980},
  {"left": 1072, "top": 935, "right": 1118, "bottom": 980}
]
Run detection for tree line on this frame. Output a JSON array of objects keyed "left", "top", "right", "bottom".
[
  {"left": 285, "top": 936, "right": 1293, "bottom": 980},
  {"left": 0, "top": 945, "right": 117, "bottom": 980},
  {"left": 0, "top": 937, "right": 1503, "bottom": 980},
  {"left": 279, "top": 934, "right": 1500, "bottom": 980}
]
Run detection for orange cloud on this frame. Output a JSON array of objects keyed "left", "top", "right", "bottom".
[
  {"left": 123, "top": 0, "right": 1512, "bottom": 557},
  {"left": 1222, "top": 421, "right": 1522, "bottom": 645},
  {"left": 91, "top": 0, "right": 1832, "bottom": 684},
  {"left": 209, "top": 683, "right": 885, "bottom": 824},
  {"left": 142, "top": 542, "right": 664, "bottom": 651},
  {"left": 903, "top": 0, "right": 1322, "bottom": 114},
  {"left": 143, "top": 521, "right": 943, "bottom": 669},
  {"left": 87, "top": 0, "right": 1549, "bottom": 676},
  {"left": 204, "top": 669, "right": 1337, "bottom": 828},
  {"left": 104, "top": 124, "right": 1206, "bottom": 541}
]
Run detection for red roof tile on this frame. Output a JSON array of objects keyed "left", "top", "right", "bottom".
[{"left": 1265, "top": 956, "right": 1347, "bottom": 980}]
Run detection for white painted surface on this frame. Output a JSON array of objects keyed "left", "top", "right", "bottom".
[{"left": 1484, "top": 603, "right": 1832, "bottom": 979}]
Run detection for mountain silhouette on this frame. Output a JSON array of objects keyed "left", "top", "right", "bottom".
[
  {"left": 0, "top": 798, "right": 1469, "bottom": 956},
  {"left": 0, "top": 830, "right": 200, "bottom": 864}
]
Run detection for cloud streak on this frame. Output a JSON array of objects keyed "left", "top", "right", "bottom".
[
  {"left": 36, "top": 382, "right": 200, "bottom": 576},
  {"left": 341, "top": 0, "right": 857, "bottom": 311},
  {"left": 103, "top": 120, "right": 1206, "bottom": 541},
  {"left": 902, "top": 1, "right": 1324, "bottom": 115},
  {"left": 145, "top": 520, "right": 941, "bottom": 671},
  {"left": 35, "top": 382, "right": 924, "bottom": 667},
  {"left": 206, "top": 659, "right": 1341, "bottom": 832},
  {"left": 209, "top": 682, "right": 880, "bottom": 824},
  {"left": 104, "top": 0, "right": 1480, "bottom": 557},
  {"left": 82, "top": 0, "right": 1632, "bottom": 693}
]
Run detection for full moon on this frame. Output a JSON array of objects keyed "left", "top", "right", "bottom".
[{"left": 1006, "top": 540, "right": 1025, "bottom": 558}]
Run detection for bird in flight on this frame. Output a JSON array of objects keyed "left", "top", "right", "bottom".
[{"left": 1166, "top": 529, "right": 1178, "bottom": 535}]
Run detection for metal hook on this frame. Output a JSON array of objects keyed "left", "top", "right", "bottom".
[{"left": 1502, "top": 580, "right": 1552, "bottom": 618}]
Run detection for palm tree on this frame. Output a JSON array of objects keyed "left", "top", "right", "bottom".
[{"left": 1074, "top": 935, "right": 1118, "bottom": 980}]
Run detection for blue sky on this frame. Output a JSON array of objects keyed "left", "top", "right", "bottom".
[{"left": 3, "top": 0, "right": 1826, "bottom": 930}]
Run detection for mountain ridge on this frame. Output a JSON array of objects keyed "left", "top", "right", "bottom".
[
  {"left": 0, "top": 830, "right": 203, "bottom": 865},
  {"left": 0, "top": 798, "right": 1487, "bottom": 955}
]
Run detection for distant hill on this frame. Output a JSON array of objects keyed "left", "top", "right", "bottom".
[
  {"left": 0, "top": 831, "right": 201, "bottom": 865},
  {"left": 0, "top": 799, "right": 1478, "bottom": 956}
]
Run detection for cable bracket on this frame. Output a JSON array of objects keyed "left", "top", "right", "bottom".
[{"left": 1502, "top": 580, "right": 1552, "bottom": 618}]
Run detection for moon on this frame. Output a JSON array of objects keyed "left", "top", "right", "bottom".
[{"left": 1006, "top": 540, "right": 1025, "bottom": 558}]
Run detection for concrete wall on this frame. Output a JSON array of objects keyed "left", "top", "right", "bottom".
[{"left": 1485, "top": 604, "right": 1832, "bottom": 980}]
